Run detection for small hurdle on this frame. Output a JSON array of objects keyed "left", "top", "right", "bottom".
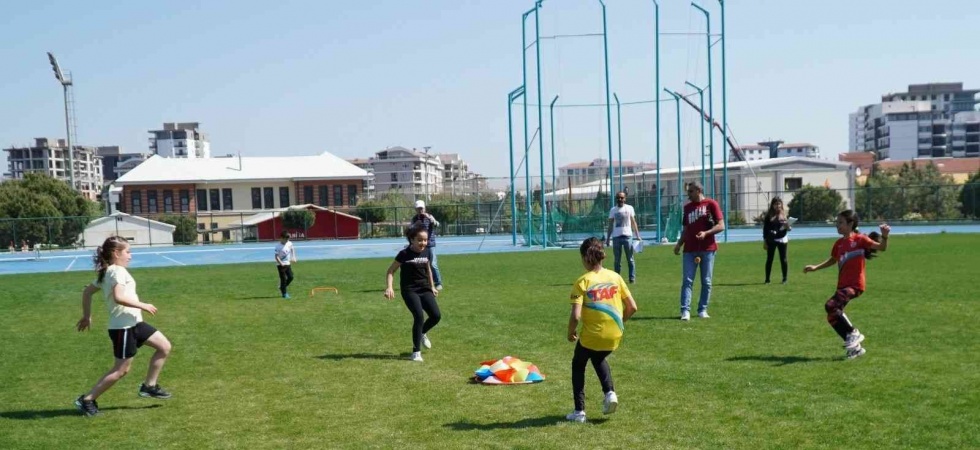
[{"left": 309, "top": 286, "right": 339, "bottom": 297}]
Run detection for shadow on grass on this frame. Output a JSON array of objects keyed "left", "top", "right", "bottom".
[
  {"left": 726, "top": 355, "right": 834, "bottom": 366},
  {"left": 0, "top": 404, "right": 162, "bottom": 420},
  {"left": 315, "top": 353, "right": 406, "bottom": 361},
  {"left": 444, "top": 415, "right": 608, "bottom": 430}
]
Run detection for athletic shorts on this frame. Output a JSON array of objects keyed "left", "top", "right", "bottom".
[{"left": 107, "top": 322, "right": 158, "bottom": 359}]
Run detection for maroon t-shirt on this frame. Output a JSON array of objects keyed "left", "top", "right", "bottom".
[{"left": 682, "top": 198, "right": 724, "bottom": 252}]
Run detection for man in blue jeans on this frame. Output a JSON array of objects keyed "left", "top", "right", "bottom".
[
  {"left": 673, "top": 181, "right": 725, "bottom": 320},
  {"left": 605, "top": 191, "right": 642, "bottom": 283}
]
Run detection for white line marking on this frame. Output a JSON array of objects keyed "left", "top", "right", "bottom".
[
  {"left": 157, "top": 254, "right": 186, "bottom": 266},
  {"left": 64, "top": 256, "right": 78, "bottom": 272}
]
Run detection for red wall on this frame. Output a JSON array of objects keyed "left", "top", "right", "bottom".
[{"left": 256, "top": 209, "right": 359, "bottom": 240}]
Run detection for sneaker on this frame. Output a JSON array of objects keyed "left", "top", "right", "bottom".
[
  {"left": 843, "top": 329, "right": 865, "bottom": 350},
  {"left": 421, "top": 334, "right": 432, "bottom": 349},
  {"left": 698, "top": 311, "right": 710, "bottom": 319},
  {"left": 74, "top": 395, "right": 99, "bottom": 417},
  {"left": 680, "top": 311, "right": 690, "bottom": 321},
  {"left": 846, "top": 346, "right": 866, "bottom": 360},
  {"left": 283, "top": 293, "right": 291, "bottom": 299},
  {"left": 435, "top": 285, "right": 443, "bottom": 292},
  {"left": 409, "top": 351, "right": 423, "bottom": 362},
  {"left": 781, "top": 279, "right": 788, "bottom": 285},
  {"left": 765, "top": 280, "right": 771, "bottom": 285},
  {"left": 629, "top": 279, "right": 635, "bottom": 284},
  {"left": 602, "top": 391, "right": 619, "bottom": 415},
  {"left": 138, "top": 383, "right": 172, "bottom": 399},
  {"left": 565, "top": 410, "right": 587, "bottom": 423}
]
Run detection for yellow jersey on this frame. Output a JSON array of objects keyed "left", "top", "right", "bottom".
[{"left": 570, "top": 268, "right": 632, "bottom": 351}]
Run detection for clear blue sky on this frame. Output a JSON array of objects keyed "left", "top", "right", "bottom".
[{"left": 2, "top": 0, "right": 978, "bottom": 182}]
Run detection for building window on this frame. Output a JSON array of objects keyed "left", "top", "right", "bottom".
[
  {"left": 180, "top": 190, "right": 190, "bottom": 212},
  {"left": 130, "top": 190, "right": 142, "bottom": 214},
  {"left": 211, "top": 223, "right": 218, "bottom": 230},
  {"left": 146, "top": 190, "right": 158, "bottom": 213},
  {"left": 303, "top": 186, "right": 314, "bottom": 204},
  {"left": 333, "top": 185, "right": 344, "bottom": 207},
  {"left": 251, "top": 188, "right": 262, "bottom": 209},
  {"left": 209, "top": 189, "right": 220, "bottom": 211},
  {"left": 197, "top": 223, "right": 205, "bottom": 230},
  {"left": 222, "top": 188, "right": 233, "bottom": 210},
  {"left": 163, "top": 190, "right": 173, "bottom": 213},
  {"left": 222, "top": 230, "right": 231, "bottom": 240},
  {"left": 391, "top": 173, "right": 398, "bottom": 182},
  {"left": 319, "top": 186, "right": 328, "bottom": 207},
  {"left": 197, "top": 189, "right": 208, "bottom": 211},
  {"left": 263, "top": 187, "right": 274, "bottom": 209},
  {"left": 279, "top": 187, "right": 290, "bottom": 208},
  {"left": 784, "top": 177, "right": 803, "bottom": 191},
  {"left": 348, "top": 184, "right": 358, "bottom": 206}
]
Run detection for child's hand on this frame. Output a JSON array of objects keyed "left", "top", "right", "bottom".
[
  {"left": 879, "top": 223, "right": 890, "bottom": 238},
  {"left": 140, "top": 303, "right": 158, "bottom": 315},
  {"left": 76, "top": 317, "right": 91, "bottom": 332},
  {"left": 384, "top": 287, "right": 395, "bottom": 300},
  {"left": 567, "top": 331, "right": 577, "bottom": 342},
  {"left": 432, "top": 288, "right": 439, "bottom": 297},
  {"left": 803, "top": 265, "right": 818, "bottom": 274}
]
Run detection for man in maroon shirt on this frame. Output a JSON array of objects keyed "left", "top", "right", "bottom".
[{"left": 673, "top": 181, "right": 725, "bottom": 320}]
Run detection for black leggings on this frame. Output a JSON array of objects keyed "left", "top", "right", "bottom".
[
  {"left": 765, "top": 241, "right": 788, "bottom": 282},
  {"left": 401, "top": 289, "right": 441, "bottom": 352},
  {"left": 571, "top": 341, "right": 614, "bottom": 412},
  {"left": 277, "top": 265, "right": 294, "bottom": 295}
]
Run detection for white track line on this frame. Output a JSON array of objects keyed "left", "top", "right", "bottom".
[
  {"left": 64, "top": 256, "right": 78, "bottom": 272},
  {"left": 157, "top": 254, "right": 186, "bottom": 266}
]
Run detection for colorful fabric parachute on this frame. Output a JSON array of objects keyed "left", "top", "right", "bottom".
[{"left": 473, "top": 356, "right": 545, "bottom": 385}]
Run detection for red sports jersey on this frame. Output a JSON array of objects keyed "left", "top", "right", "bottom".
[
  {"left": 831, "top": 233, "right": 877, "bottom": 291},
  {"left": 682, "top": 198, "right": 724, "bottom": 252}
]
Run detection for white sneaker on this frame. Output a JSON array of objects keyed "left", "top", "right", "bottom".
[
  {"left": 846, "top": 346, "right": 866, "bottom": 360},
  {"left": 435, "top": 285, "right": 443, "bottom": 292},
  {"left": 602, "top": 391, "right": 619, "bottom": 415},
  {"left": 421, "top": 334, "right": 432, "bottom": 349},
  {"left": 680, "top": 311, "right": 690, "bottom": 321},
  {"left": 698, "top": 311, "right": 710, "bottom": 319},
  {"left": 843, "top": 329, "right": 865, "bottom": 349},
  {"left": 409, "top": 351, "right": 423, "bottom": 362},
  {"left": 565, "top": 410, "right": 586, "bottom": 423}
]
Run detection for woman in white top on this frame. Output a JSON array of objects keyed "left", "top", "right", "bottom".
[{"left": 74, "top": 236, "right": 173, "bottom": 417}]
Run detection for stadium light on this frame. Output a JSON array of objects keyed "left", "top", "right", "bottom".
[{"left": 46, "top": 52, "right": 76, "bottom": 191}]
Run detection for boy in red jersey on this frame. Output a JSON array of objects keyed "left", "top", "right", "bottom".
[{"left": 804, "top": 210, "right": 890, "bottom": 359}]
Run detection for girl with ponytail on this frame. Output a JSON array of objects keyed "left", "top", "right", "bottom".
[
  {"left": 74, "top": 236, "right": 173, "bottom": 416},
  {"left": 565, "top": 237, "right": 638, "bottom": 423}
]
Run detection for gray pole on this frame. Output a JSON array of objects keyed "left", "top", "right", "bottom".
[
  {"left": 614, "top": 93, "right": 623, "bottom": 192},
  {"left": 599, "top": 0, "right": 614, "bottom": 211},
  {"left": 535, "top": 1, "right": 546, "bottom": 248},
  {"left": 63, "top": 84, "right": 75, "bottom": 190},
  {"left": 692, "top": 3, "right": 714, "bottom": 199}
]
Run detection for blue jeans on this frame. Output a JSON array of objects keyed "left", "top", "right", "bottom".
[
  {"left": 612, "top": 236, "right": 635, "bottom": 282},
  {"left": 430, "top": 250, "right": 443, "bottom": 287},
  {"left": 680, "top": 251, "right": 715, "bottom": 313}
]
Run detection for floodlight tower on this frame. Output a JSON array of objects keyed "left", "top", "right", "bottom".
[{"left": 47, "top": 52, "right": 76, "bottom": 191}]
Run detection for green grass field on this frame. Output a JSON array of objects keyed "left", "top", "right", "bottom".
[{"left": 1, "top": 234, "right": 978, "bottom": 449}]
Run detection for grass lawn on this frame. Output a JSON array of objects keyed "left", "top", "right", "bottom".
[{"left": 1, "top": 233, "right": 978, "bottom": 449}]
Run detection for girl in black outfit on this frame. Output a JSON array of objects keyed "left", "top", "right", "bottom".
[
  {"left": 385, "top": 225, "right": 441, "bottom": 362},
  {"left": 763, "top": 197, "right": 791, "bottom": 284}
]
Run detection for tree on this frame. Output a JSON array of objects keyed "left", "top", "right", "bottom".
[
  {"left": 787, "top": 185, "right": 844, "bottom": 223},
  {"left": 857, "top": 161, "right": 961, "bottom": 221},
  {"left": 160, "top": 215, "right": 198, "bottom": 244},
  {"left": 0, "top": 173, "right": 99, "bottom": 247},
  {"left": 354, "top": 199, "right": 387, "bottom": 224},
  {"left": 282, "top": 209, "right": 315, "bottom": 233},
  {"left": 960, "top": 171, "right": 980, "bottom": 219}
]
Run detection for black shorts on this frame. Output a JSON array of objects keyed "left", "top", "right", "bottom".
[{"left": 107, "top": 322, "right": 158, "bottom": 359}]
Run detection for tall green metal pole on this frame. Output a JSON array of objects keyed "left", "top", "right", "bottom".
[
  {"left": 718, "top": 0, "right": 728, "bottom": 242},
  {"left": 653, "top": 0, "right": 661, "bottom": 242},
  {"left": 665, "top": 89, "right": 683, "bottom": 208},
  {"left": 600, "top": 0, "right": 613, "bottom": 210},
  {"left": 507, "top": 86, "right": 525, "bottom": 246},
  {"left": 614, "top": 93, "right": 622, "bottom": 192},
  {"left": 549, "top": 95, "right": 559, "bottom": 218},
  {"left": 692, "top": 2, "right": 714, "bottom": 199},
  {"left": 685, "top": 81, "right": 706, "bottom": 187},
  {"left": 522, "top": 8, "right": 534, "bottom": 246},
  {"left": 535, "top": 1, "right": 546, "bottom": 248}
]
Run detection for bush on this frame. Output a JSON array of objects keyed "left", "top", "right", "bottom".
[
  {"left": 160, "top": 215, "right": 198, "bottom": 244},
  {"left": 283, "top": 209, "right": 315, "bottom": 233},
  {"left": 787, "top": 185, "right": 844, "bottom": 223}
]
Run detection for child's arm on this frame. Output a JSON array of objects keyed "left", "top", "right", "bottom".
[
  {"left": 868, "top": 224, "right": 891, "bottom": 252},
  {"left": 623, "top": 295, "right": 638, "bottom": 321},
  {"left": 567, "top": 303, "right": 582, "bottom": 342},
  {"left": 112, "top": 284, "right": 157, "bottom": 315},
  {"left": 428, "top": 261, "right": 438, "bottom": 296},
  {"left": 804, "top": 256, "right": 836, "bottom": 273},
  {"left": 384, "top": 261, "right": 401, "bottom": 300},
  {"left": 76, "top": 284, "right": 100, "bottom": 331}
]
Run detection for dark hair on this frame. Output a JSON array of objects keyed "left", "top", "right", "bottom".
[
  {"left": 865, "top": 231, "right": 881, "bottom": 260},
  {"left": 280, "top": 231, "right": 290, "bottom": 239},
  {"left": 93, "top": 236, "right": 128, "bottom": 283},
  {"left": 838, "top": 209, "right": 859, "bottom": 232},
  {"left": 579, "top": 237, "right": 605, "bottom": 268},
  {"left": 687, "top": 180, "right": 704, "bottom": 193},
  {"left": 765, "top": 197, "right": 785, "bottom": 221},
  {"left": 405, "top": 224, "right": 428, "bottom": 242}
]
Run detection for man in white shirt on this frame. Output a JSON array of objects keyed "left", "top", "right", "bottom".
[
  {"left": 274, "top": 231, "right": 297, "bottom": 299},
  {"left": 606, "top": 191, "right": 642, "bottom": 283}
]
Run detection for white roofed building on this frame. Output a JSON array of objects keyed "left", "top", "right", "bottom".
[{"left": 112, "top": 152, "right": 370, "bottom": 243}]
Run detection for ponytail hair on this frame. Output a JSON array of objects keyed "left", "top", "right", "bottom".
[
  {"left": 579, "top": 237, "right": 605, "bottom": 268},
  {"left": 93, "top": 236, "right": 128, "bottom": 283},
  {"left": 865, "top": 231, "right": 881, "bottom": 260}
]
